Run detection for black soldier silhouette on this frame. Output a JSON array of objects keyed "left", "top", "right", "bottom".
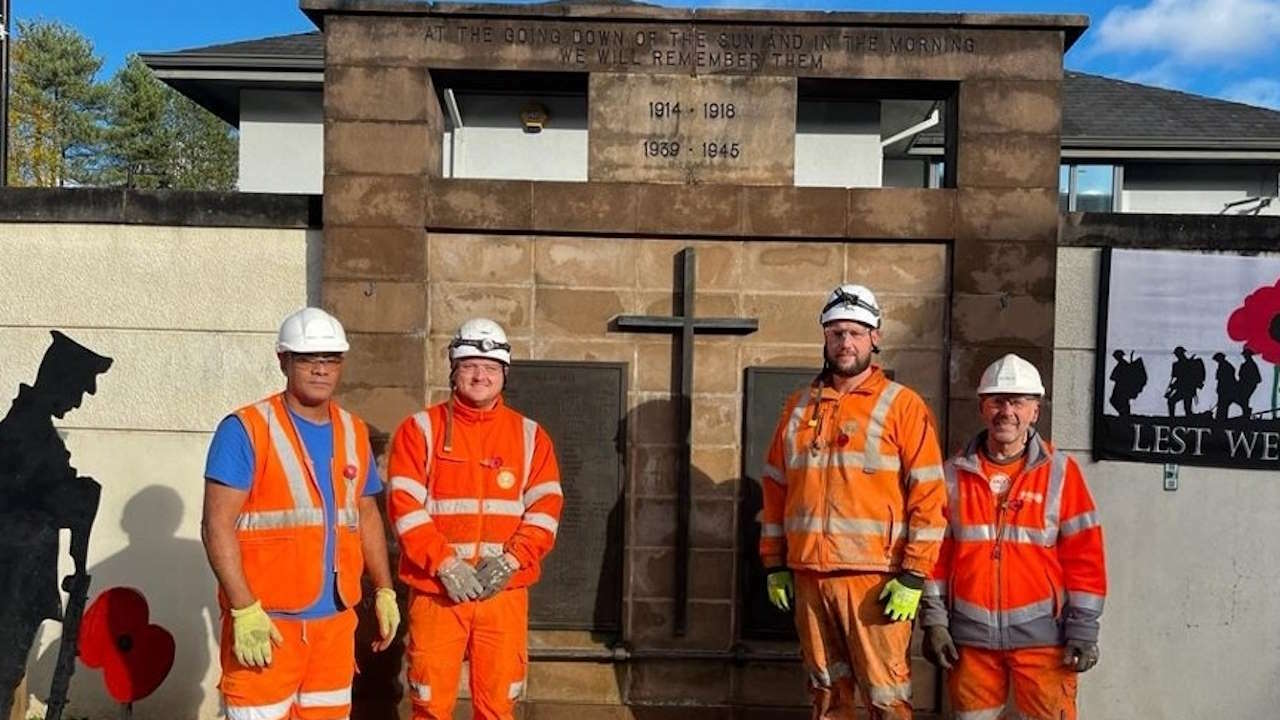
[
  {"left": 0, "top": 331, "right": 112, "bottom": 720},
  {"left": 1212, "top": 352, "right": 1236, "bottom": 421},
  {"left": 1166, "top": 346, "right": 1206, "bottom": 418},
  {"left": 1238, "top": 348, "right": 1262, "bottom": 418},
  {"left": 1108, "top": 349, "right": 1147, "bottom": 417}
]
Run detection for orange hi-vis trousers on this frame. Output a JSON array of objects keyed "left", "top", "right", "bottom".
[
  {"left": 949, "top": 645, "right": 1078, "bottom": 720},
  {"left": 407, "top": 588, "right": 528, "bottom": 720},
  {"left": 218, "top": 609, "right": 356, "bottom": 720},
  {"left": 794, "top": 571, "right": 913, "bottom": 720}
]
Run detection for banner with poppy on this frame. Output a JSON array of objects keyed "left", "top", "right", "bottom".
[{"left": 1093, "top": 248, "right": 1280, "bottom": 470}]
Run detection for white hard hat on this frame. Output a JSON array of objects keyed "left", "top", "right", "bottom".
[
  {"left": 277, "top": 307, "right": 349, "bottom": 354},
  {"left": 449, "top": 318, "right": 511, "bottom": 365},
  {"left": 977, "top": 353, "right": 1045, "bottom": 396},
  {"left": 820, "top": 284, "right": 881, "bottom": 328}
]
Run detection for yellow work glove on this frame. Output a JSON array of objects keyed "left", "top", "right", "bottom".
[
  {"left": 229, "top": 600, "right": 283, "bottom": 667},
  {"left": 879, "top": 574, "right": 924, "bottom": 622},
  {"left": 766, "top": 570, "right": 794, "bottom": 611},
  {"left": 373, "top": 587, "right": 400, "bottom": 651}
]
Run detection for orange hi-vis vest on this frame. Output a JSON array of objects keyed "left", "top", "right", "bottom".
[
  {"left": 387, "top": 395, "right": 562, "bottom": 595},
  {"left": 921, "top": 431, "right": 1108, "bottom": 650},
  {"left": 229, "top": 393, "right": 371, "bottom": 613},
  {"left": 760, "top": 367, "right": 947, "bottom": 576}
]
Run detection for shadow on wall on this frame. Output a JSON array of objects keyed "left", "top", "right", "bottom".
[{"left": 29, "top": 485, "right": 216, "bottom": 719}]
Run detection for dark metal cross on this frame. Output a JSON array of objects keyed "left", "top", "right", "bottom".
[{"left": 610, "top": 247, "right": 758, "bottom": 636}]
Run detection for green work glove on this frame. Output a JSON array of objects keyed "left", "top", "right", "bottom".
[
  {"left": 879, "top": 573, "right": 924, "bottom": 622},
  {"left": 229, "top": 600, "right": 282, "bottom": 668},
  {"left": 1063, "top": 638, "right": 1100, "bottom": 673},
  {"left": 373, "top": 587, "right": 400, "bottom": 652},
  {"left": 766, "top": 569, "right": 794, "bottom": 611}
]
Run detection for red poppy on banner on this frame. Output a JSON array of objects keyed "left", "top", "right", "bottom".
[
  {"left": 78, "top": 587, "right": 175, "bottom": 704},
  {"left": 1227, "top": 279, "right": 1280, "bottom": 365}
]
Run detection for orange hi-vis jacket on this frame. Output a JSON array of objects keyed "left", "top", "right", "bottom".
[
  {"left": 760, "top": 367, "right": 947, "bottom": 576},
  {"left": 921, "top": 431, "right": 1107, "bottom": 650},
  {"left": 229, "top": 393, "right": 371, "bottom": 613},
  {"left": 387, "top": 395, "right": 562, "bottom": 595}
]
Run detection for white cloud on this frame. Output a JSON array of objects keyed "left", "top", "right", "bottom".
[
  {"left": 1091, "top": 0, "right": 1280, "bottom": 65},
  {"left": 1221, "top": 77, "right": 1280, "bottom": 109}
]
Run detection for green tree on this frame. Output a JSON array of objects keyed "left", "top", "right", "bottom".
[
  {"left": 102, "top": 55, "right": 237, "bottom": 190},
  {"left": 7, "top": 19, "right": 107, "bottom": 186}
]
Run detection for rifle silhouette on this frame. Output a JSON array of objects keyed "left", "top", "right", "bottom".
[{"left": 45, "top": 568, "right": 92, "bottom": 720}]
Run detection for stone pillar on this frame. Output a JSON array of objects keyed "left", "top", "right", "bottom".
[
  {"left": 321, "top": 15, "right": 444, "bottom": 438},
  {"left": 949, "top": 30, "right": 1065, "bottom": 450}
]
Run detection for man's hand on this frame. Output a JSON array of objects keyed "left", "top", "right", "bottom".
[
  {"left": 766, "top": 570, "right": 794, "bottom": 611},
  {"left": 1063, "top": 639, "right": 1099, "bottom": 672},
  {"left": 437, "top": 557, "right": 484, "bottom": 604},
  {"left": 879, "top": 573, "right": 924, "bottom": 622},
  {"left": 475, "top": 553, "right": 519, "bottom": 599},
  {"left": 923, "top": 625, "right": 959, "bottom": 669},
  {"left": 229, "top": 600, "right": 283, "bottom": 667},
  {"left": 372, "top": 587, "right": 400, "bottom": 652}
]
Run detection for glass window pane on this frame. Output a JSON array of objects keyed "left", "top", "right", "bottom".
[
  {"left": 1075, "top": 165, "right": 1114, "bottom": 212},
  {"left": 1059, "top": 165, "right": 1071, "bottom": 211}
]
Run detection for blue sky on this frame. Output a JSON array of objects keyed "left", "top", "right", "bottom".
[{"left": 13, "top": 0, "right": 1280, "bottom": 110}]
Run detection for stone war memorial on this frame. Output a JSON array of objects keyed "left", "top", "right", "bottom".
[{"left": 306, "top": 0, "right": 1083, "bottom": 716}]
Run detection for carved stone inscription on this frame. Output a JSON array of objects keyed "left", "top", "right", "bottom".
[
  {"left": 422, "top": 20, "right": 992, "bottom": 78},
  {"left": 590, "top": 73, "right": 796, "bottom": 184}
]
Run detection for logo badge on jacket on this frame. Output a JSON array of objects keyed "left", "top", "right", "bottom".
[
  {"left": 988, "top": 473, "right": 1011, "bottom": 495},
  {"left": 343, "top": 464, "right": 358, "bottom": 480},
  {"left": 496, "top": 469, "right": 517, "bottom": 490}
]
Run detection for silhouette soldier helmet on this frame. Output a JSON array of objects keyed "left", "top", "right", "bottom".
[{"left": 35, "top": 331, "right": 114, "bottom": 418}]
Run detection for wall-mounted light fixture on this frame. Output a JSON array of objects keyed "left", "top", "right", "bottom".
[{"left": 519, "top": 102, "right": 549, "bottom": 134}]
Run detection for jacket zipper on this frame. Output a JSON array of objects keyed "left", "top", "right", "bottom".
[{"left": 992, "top": 496, "right": 1005, "bottom": 646}]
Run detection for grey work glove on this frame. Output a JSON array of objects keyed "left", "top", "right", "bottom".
[
  {"left": 1063, "top": 638, "right": 1099, "bottom": 673},
  {"left": 437, "top": 557, "right": 484, "bottom": 604},
  {"left": 475, "top": 552, "right": 520, "bottom": 599},
  {"left": 922, "top": 625, "right": 959, "bottom": 669}
]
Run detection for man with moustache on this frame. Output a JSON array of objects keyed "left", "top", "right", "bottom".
[
  {"left": 759, "top": 284, "right": 947, "bottom": 719},
  {"left": 387, "top": 318, "right": 563, "bottom": 720},
  {"left": 202, "top": 307, "right": 400, "bottom": 720},
  {"left": 920, "top": 354, "right": 1107, "bottom": 720}
]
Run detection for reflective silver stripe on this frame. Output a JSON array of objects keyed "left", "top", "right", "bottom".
[
  {"left": 236, "top": 508, "right": 325, "bottom": 531},
  {"left": 336, "top": 508, "right": 359, "bottom": 527},
  {"left": 908, "top": 463, "right": 944, "bottom": 487},
  {"left": 956, "top": 709, "right": 1003, "bottom": 720},
  {"left": 953, "top": 597, "right": 1055, "bottom": 627},
  {"left": 450, "top": 542, "right": 505, "bottom": 559},
  {"left": 785, "top": 515, "right": 822, "bottom": 533},
  {"left": 395, "top": 510, "right": 432, "bottom": 535},
  {"left": 761, "top": 523, "right": 784, "bottom": 538},
  {"left": 255, "top": 401, "right": 315, "bottom": 510},
  {"left": 762, "top": 462, "right": 784, "bottom": 485},
  {"left": 523, "top": 481, "right": 562, "bottom": 507},
  {"left": 412, "top": 411, "right": 433, "bottom": 473},
  {"left": 297, "top": 687, "right": 351, "bottom": 707},
  {"left": 944, "top": 461, "right": 960, "bottom": 522},
  {"left": 390, "top": 476, "right": 428, "bottom": 505},
  {"left": 1005, "top": 598, "right": 1055, "bottom": 625},
  {"left": 226, "top": 696, "right": 295, "bottom": 720},
  {"left": 868, "top": 682, "right": 912, "bottom": 705},
  {"left": 793, "top": 449, "right": 903, "bottom": 473},
  {"left": 1044, "top": 450, "right": 1069, "bottom": 534},
  {"left": 1067, "top": 590, "right": 1106, "bottom": 613},
  {"left": 410, "top": 682, "right": 431, "bottom": 701},
  {"left": 508, "top": 680, "right": 524, "bottom": 699},
  {"left": 484, "top": 499, "right": 525, "bottom": 516},
  {"left": 1060, "top": 509, "right": 1100, "bottom": 537},
  {"left": 909, "top": 525, "right": 947, "bottom": 543},
  {"left": 521, "top": 417, "right": 538, "bottom": 491},
  {"left": 828, "top": 517, "right": 896, "bottom": 536},
  {"left": 337, "top": 407, "right": 360, "bottom": 511},
  {"left": 923, "top": 579, "right": 947, "bottom": 597},
  {"left": 863, "top": 382, "right": 902, "bottom": 471},
  {"left": 522, "top": 512, "right": 559, "bottom": 534},
  {"left": 954, "top": 523, "right": 1056, "bottom": 545},
  {"left": 784, "top": 392, "right": 812, "bottom": 468},
  {"left": 428, "top": 498, "right": 480, "bottom": 514}
]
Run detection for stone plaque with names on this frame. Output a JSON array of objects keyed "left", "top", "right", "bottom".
[
  {"left": 590, "top": 73, "right": 797, "bottom": 184},
  {"left": 504, "top": 360, "right": 626, "bottom": 631}
]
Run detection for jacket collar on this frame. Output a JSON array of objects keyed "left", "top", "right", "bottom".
[
  {"left": 450, "top": 393, "right": 505, "bottom": 423},
  {"left": 814, "top": 365, "right": 888, "bottom": 401},
  {"left": 954, "top": 428, "right": 1053, "bottom": 477}
]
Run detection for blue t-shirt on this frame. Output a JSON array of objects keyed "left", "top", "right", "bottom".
[{"left": 204, "top": 406, "right": 382, "bottom": 619}]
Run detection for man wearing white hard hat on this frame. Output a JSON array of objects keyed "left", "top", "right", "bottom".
[
  {"left": 387, "top": 318, "right": 562, "bottom": 720},
  {"left": 202, "top": 307, "right": 399, "bottom": 720},
  {"left": 920, "top": 354, "right": 1107, "bottom": 720},
  {"left": 759, "top": 284, "right": 947, "bottom": 719}
]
